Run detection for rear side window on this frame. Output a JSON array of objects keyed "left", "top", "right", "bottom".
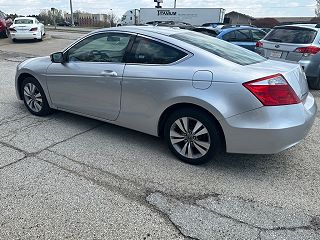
[
  {"left": 265, "top": 27, "right": 317, "bottom": 44},
  {"left": 222, "top": 31, "right": 236, "bottom": 41},
  {"left": 172, "top": 31, "right": 266, "bottom": 66},
  {"left": 235, "top": 30, "right": 251, "bottom": 42},
  {"left": 126, "top": 36, "right": 187, "bottom": 64}
]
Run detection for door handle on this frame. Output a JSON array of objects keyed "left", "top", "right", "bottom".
[{"left": 101, "top": 70, "right": 118, "bottom": 77}]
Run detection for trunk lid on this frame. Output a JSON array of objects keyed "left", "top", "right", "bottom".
[
  {"left": 247, "top": 60, "right": 309, "bottom": 101},
  {"left": 13, "top": 24, "right": 34, "bottom": 32}
]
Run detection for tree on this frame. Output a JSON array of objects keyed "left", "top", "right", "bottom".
[
  {"left": 316, "top": 0, "right": 320, "bottom": 17},
  {"left": 38, "top": 9, "right": 64, "bottom": 25}
]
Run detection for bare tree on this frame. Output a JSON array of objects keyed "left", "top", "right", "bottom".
[
  {"left": 316, "top": 0, "right": 320, "bottom": 17},
  {"left": 38, "top": 9, "right": 64, "bottom": 25}
]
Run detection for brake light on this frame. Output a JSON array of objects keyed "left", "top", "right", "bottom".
[
  {"left": 256, "top": 41, "right": 263, "bottom": 48},
  {"left": 9, "top": 27, "right": 16, "bottom": 32},
  {"left": 243, "top": 74, "right": 300, "bottom": 106},
  {"left": 30, "top": 27, "right": 38, "bottom": 31},
  {"left": 295, "top": 46, "right": 320, "bottom": 55}
]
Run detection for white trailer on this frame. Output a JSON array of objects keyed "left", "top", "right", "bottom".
[{"left": 119, "top": 8, "right": 225, "bottom": 27}]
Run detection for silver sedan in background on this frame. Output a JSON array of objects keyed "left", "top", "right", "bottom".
[{"left": 15, "top": 26, "right": 317, "bottom": 165}]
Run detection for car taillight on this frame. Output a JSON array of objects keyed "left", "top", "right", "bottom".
[
  {"left": 30, "top": 27, "right": 38, "bottom": 31},
  {"left": 256, "top": 41, "right": 263, "bottom": 48},
  {"left": 295, "top": 46, "right": 320, "bottom": 55},
  {"left": 243, "top": 74, "right": 300, "bottom": 106},
  {"left": 9, "top": 27, "right": 16, "bottom": 32}
]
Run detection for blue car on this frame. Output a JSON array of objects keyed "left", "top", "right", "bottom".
[{"left": 194, "top": 26, "right": 266, "bottom": 51}]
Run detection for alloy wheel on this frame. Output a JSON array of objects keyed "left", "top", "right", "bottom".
[
  {"left": 23, "top": 83, "right": 43, "bottom": 112},
  {"left": 169, "top": 117, "right": 211, "bottom": 159}
]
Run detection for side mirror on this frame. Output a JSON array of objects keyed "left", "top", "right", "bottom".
[{"left": 51, "top": 52, "right": 64, "bottom": 63}]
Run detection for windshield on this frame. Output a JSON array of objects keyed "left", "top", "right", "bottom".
[
  {"left": 171, "top": 31, "right": 266, "bottom": 65},
  {"left": 14, "top": 19, "right": 34, "bottom": 24},
  {"left": 265, "top": 27, "right": 317, "bottom": 44}
]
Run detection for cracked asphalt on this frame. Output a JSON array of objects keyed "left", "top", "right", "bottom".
[{"left": 0, "top": 31, "right": 320, "bottom": 240}]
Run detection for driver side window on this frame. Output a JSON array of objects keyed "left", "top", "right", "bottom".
[{"left": 67, "top": 33, "right": 132, "bottom": 63}]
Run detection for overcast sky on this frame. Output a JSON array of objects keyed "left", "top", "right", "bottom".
[{"left": 0, "top": 0, "right": 316, "bottom": 18}]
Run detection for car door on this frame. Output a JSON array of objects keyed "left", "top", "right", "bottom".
[
  {"left": 119, "top": 35, "right": 192, "bottom": 132},
  {"left": 46, "top": 32, "right": 134, "bottom": 120}
]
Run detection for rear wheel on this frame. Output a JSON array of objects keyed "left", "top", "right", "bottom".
[
  {"left": 164, "top": 108, "right": 223, "bottom": 165},
  {"left": 21, "top": 77, "right": 53, "bottom": 116}
]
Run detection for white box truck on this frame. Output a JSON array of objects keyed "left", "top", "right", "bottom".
[{"left": 119, "top": 8, "right": 225, "bottom": 27}]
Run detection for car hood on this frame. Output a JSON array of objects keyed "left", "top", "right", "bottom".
[{"left": 246, "top": 59, "right": 309, "bottom": 100}]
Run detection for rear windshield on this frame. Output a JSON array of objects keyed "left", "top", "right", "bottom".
[
  {"left": 265, "top": 27, "right": 317, "bottom": 44},
  {"left": 14, "top": 19, "right": 34, "bottom": 24},
  {"left": 171, "top": 31, "right": 266, "bottom": 65}
]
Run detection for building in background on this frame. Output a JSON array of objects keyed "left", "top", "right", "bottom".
[
  {"left": 274, "top": 17, "right": 313, "bottom": 24},
  {"left": 224, "top": 11, "right": 254, "bottom": 25},
  {"left": 65, "top": 12, "right": 110, "bottom": 27}
]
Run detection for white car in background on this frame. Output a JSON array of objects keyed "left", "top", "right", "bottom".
[{"left": 9, "top": 17, "right": 45, "bottom": 42}]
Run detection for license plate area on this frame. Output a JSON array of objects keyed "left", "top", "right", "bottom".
[{"left": 270, "top": 50, "right": 283, "bottom": 58}]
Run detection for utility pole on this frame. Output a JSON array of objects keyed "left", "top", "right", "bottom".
[
  {"left": 174, "top": 0, "right": 177, "bottom": 8},
  {"left": 70, "top": 0, "right": 74, "bottom": 26}
]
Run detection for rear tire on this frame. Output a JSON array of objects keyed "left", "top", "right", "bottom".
[
  {"left": 21, "top": 77, "right": 53, "bottom": 116},
  {"left": 164, "top": 108, "right": 223, "bottom": 165}
]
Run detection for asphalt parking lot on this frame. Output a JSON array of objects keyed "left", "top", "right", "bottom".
[{"left": 0, "top": 31, "right": 320, "bottom": 240}]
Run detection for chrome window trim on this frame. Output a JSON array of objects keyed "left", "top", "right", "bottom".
[{"left": 62, "top": 30, "right": 193, "bottom": 66}]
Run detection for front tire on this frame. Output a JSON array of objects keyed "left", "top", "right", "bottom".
[
  {"left": 21, "top": 77, "right": 53, "bottom": 116},
  {"left": 164, "top": 108, "right": 223, "bottom": 165}
]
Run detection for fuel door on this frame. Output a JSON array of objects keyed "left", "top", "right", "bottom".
[{"left": 192, "top": 70, "right": 213, "bottom": 90}]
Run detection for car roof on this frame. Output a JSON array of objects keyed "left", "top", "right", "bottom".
[
  {"left": 275, "top": 24, "right": 319, "bottom": 30},
  {"left": 218, "top": 26, "right": 264, "bottom": 35},
  {"left": 94, "top": 25, "right": 189, "bottom": 36}
]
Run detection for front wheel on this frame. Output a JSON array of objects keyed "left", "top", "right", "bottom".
[
  {"left": 21, "top": 77, "right": 53, "bottom": 116},
  {"left": 164, "top": 108, "right": 223, "bottom": 165}
]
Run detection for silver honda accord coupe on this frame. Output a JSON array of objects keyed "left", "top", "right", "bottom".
[{"left": 15, "top": 26, "right": 317, "bottom": 165}]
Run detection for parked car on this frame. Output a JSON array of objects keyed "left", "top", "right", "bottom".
[
  {"left": 0, "top": 10, "right": 8, "bottom": 38},
  {"left": 15, "top": 26, "right": 316, "bottom": 165},
  {"left": 256, "top": 24, "right": 320, "bottom": 89},
  {"left": 194, "top": 26, "right": 266, "bottom": 51},
  {"left": 57, "top": 21, "right": 72, "bottom": 27},
  {"left": 9, "top": 17, "right": 45, "bottom": 42}
]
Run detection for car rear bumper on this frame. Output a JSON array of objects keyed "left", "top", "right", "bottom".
[
  {"left": 221, "top": 92, "right": 317, "bottom": 154},
  {"left": 11, "top": 31, "right": 41, "bottom": 39}
]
